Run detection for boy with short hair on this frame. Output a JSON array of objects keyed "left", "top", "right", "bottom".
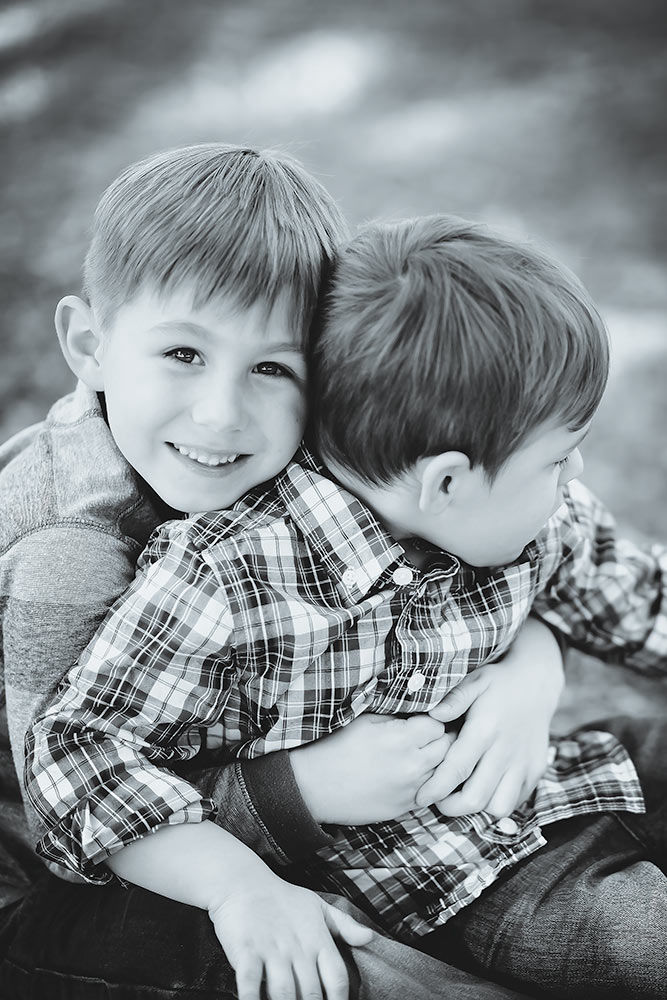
[
  {"left": 3, "top": 149, "right": 542, "bottom": 1000},
  {"left": 28, "top": 212, "right": 667, "bottom": 996}
]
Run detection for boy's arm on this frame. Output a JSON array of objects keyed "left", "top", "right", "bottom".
[
  {"left": 3, "top": 520, "right": 326, "bottom": 869},
  {"left": 531, "top": 479, "right": 667, "bottom": 673},
  {"left": 105, "top": 820, "right": 372, "bottom": 1000},
  {"left": 24, "top": 536, "right": 253, "bottom": 880},
  {"left": 22, "top": 536, "right": 376, "bottom": 1000},
  {"left": 4, "top": 523, "right": 144, "bottom": 880}
]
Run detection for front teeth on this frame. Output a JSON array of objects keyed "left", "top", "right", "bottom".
[{"left": 175, "top": 445, "right": 239, "bottom": 467}]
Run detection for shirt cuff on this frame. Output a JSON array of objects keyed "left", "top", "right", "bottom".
[{"left": 239, "top": 751, "right": 333, "bottom": 861}]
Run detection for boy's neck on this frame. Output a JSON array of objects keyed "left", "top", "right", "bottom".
[
  {"left": 398, "top": 538, "right": 433, "bottom": 571},
  {"left": 323, "top": 455, "right": 437, "bottom": 569}
]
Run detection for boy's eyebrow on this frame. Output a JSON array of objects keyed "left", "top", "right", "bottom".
[
  {"left": 150, "top": 320, "right": 216, "bottom": 340},
  {"left": 571, "top": 428, "right": 590, "bottom": 450},
  {"left": 150, "top": 320, "right": 302, "bottom": 352}
]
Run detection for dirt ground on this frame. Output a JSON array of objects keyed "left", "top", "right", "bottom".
[{"left": 1, "top": 0, "right": 666, "bottom": 726}]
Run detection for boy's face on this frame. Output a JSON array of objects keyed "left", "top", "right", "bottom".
[
  {"left": 344, "top": 420, "right": 588, "bottom": 569},
  {"left": 424, "top": 422, "right": 587, "bottom": 566},
  {"left": 96, "top": 286, "right": 306, "bottom": 513},
  {"left": 420, "top": 421, "right": 588, "bottom": 566}
]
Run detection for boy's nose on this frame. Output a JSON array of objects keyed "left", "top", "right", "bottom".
[
  {"left": 563, "top": 447, "right": 584, "bottom": 483},
  {"left": 191, "top": 382, "right": 247, "bottom": 433}
]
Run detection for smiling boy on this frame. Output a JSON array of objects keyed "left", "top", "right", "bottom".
[{"left": 62, "top": 288, "right": 306, "bottom": 516}]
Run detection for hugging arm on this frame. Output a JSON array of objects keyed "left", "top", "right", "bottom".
[
  {"left": 419, "top": 616, "right": 565, "bottom": 816},
  {"left": 2, "top": 512, "right": 321, "bottom": 874},
  {"left": 4, "top": 521, "right": 148, "bottom": 882},
  {"left": 25, "top": 536, "right": 372, "bottom": 999}
]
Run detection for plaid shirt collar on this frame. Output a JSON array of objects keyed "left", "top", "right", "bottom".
[{"left": 271, "top": 447, "right": 461, "bottom": 598}]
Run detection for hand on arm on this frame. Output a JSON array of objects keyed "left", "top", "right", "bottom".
[
  {"left": 416, "top": 616, "right": 565, "bottom": 817},
  {"left": 290, "top": 712, "right": 453, "bottom": 824},
  {"left": 108, "top": 820, "right": 372, "bottom": 1000}
]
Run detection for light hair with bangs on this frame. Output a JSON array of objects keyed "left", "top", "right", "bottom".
[
  {"left": 83, "top": 142, "right": 348, "bottom": 340},
  {"left": 310, "top": 214, "right": 610, "bottom": 484}
]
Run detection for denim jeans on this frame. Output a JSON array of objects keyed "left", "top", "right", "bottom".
[
  {"left": 423, "top": 716, "right": 667, "bottom": 1000},
  {"left": 0, "top": 874, "right": 531, "bottom": 999}
]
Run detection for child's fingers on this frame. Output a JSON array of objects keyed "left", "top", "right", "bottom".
[
  {"left": 235, "top": 955, "right": 264, "bottom": 1000},
  {"left": 317, "top": 945, "right": 351, "bottom": 1000},
  {"left": 418, "top": 731, "right": 456, "bottom": 770},
  {"left": 524, "top": 747, "right": 549, "bottom": 794},
  {"left": 403, "top": 713, "right": 446, "bottom": 746},
  {"left": 264, "top": 957, "right": 298, "bottom": 1000},
  {"left": 415, "top": 725, "right": 492, "bottom": 805},
  {"left": 293, "top": 958, "right": 325, "bottom": 1000},
  {"left": 428, "top": 673, "right": 486, "bottom": 722},
  {"left": 324, "top": 902, "right": 374, "bottom": 947},
  {"left": 433, "top": 750, "right": 505, "bottom": 816},
  {"left": 484, "top": 768, "right": 525, "bottom": 819}
]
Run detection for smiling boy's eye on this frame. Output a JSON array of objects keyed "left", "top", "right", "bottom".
[
  {"left": 166, "top": 347, "right": 202, "bottom": 365},
  {"left": 254, "top": 361, "right": 291, "bottom": 378}
]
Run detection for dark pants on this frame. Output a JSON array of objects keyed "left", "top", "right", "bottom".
[
  {"left": 0, "top": 875, "right": 531, "bottom": 999},
  {"left": 423, "top": 716, "right": 667, "bottom": 1000}
]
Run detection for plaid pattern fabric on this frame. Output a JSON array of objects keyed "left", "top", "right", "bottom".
[{"left": 28, "top": 449, "right": 665, "bottom": 940}]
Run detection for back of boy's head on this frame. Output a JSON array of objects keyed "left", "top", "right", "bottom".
[
  {"left": 83, "top": 142, "right": 347, "bottom": 338},
  {"left": 310, "top": 215, "right": 610, "bottom": 484}
]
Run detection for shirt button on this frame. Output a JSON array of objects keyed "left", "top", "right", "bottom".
[
  {"left": 494, "top": 817, "right": 520, "bottom": 836},
  {"left": 407, "top": 671, "right": 426, "bottom": 693},
  {"left": 392, "top": 566, "right": 414, "bottom": 586},
  {"left": 342, "top": 569, "right": 358, "bottom": 587}
]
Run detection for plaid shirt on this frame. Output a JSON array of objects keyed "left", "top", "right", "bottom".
[{"left": 28, "top": 449, "right": 665, "bottom": 941}]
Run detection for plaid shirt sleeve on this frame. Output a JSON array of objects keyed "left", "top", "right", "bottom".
[
  {"left": 533, "top": 479, "right": 667, "bottom": 674},
  {"left": 25, "top": 529, "right": 237, "bottom": 882}
]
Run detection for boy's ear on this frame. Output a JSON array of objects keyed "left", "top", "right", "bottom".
[
  {"left": 55, "top": 295, "right": 106, "bottom": 390},
  {"left": 417, "top": 452, "right": 471, "bottom": 514}
]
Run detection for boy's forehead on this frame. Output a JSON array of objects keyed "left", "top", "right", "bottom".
[
  {"left": 116, "top": 284, "right": 302, "bottom": 344},
  {"left": 523, "top": 420, "right": 591, "bottom": 457}
]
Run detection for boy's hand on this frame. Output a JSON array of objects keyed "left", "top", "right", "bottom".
[
  {"left": 109, "top": 821, "right": 372, "bottom": 1000},
  {"left": 416, "top": 617, "right": 564, "bottom": 817},
  {"left": 291, "top": 713, "right": 452, "bottom": 824},
  {"left": 210, "top": 872, "right": 373, "bottom": 1000}
]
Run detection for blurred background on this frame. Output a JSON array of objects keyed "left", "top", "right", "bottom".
[{"left": 1, "top": 0, "right": 666, "bottom": 724}]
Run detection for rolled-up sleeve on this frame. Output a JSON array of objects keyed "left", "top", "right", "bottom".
[
  {"left": 25, "top": 534, "right": 237, "bottom": 882},
  {"left": 533, "top": 480, "right": 667, "bottom": 675}
]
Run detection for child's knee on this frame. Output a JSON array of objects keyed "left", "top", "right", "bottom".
[{"left": 567, "top": 880, "right": 667, "bottom": 998}]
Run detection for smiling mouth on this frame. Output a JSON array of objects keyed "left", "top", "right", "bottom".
[{"left": 168, "top": 443, "right": 247, "bottom": 468}]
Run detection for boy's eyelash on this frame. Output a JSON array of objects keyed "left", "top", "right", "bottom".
[
  {"left": 555, "top": 455, "right": 569, "bottom": 469},
  {"left": 165, "top": 347, "right": 199, "bottom": 364},
  {"left": 255, "top": 361, "right": 292, "bottom": 377}
]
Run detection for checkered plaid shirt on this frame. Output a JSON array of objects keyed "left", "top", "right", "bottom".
[{"left": 27, "top": 449, "right": 665, "bottom": 940}]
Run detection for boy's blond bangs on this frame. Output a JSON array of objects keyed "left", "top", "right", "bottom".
[{"left": 83, "top": 143, "right": 347, "bottom": 339}]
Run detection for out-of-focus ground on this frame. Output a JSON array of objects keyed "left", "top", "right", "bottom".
[{"left": 1, "top": 0, "right": 666, "bottom": 728}]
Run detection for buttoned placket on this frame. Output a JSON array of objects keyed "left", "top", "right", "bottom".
[
  {"left": 389, "top": 562, "right": 431, "bottom": 698},
  {"left": 402, "top": 559, "right": 460, "bottom": 698}
]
